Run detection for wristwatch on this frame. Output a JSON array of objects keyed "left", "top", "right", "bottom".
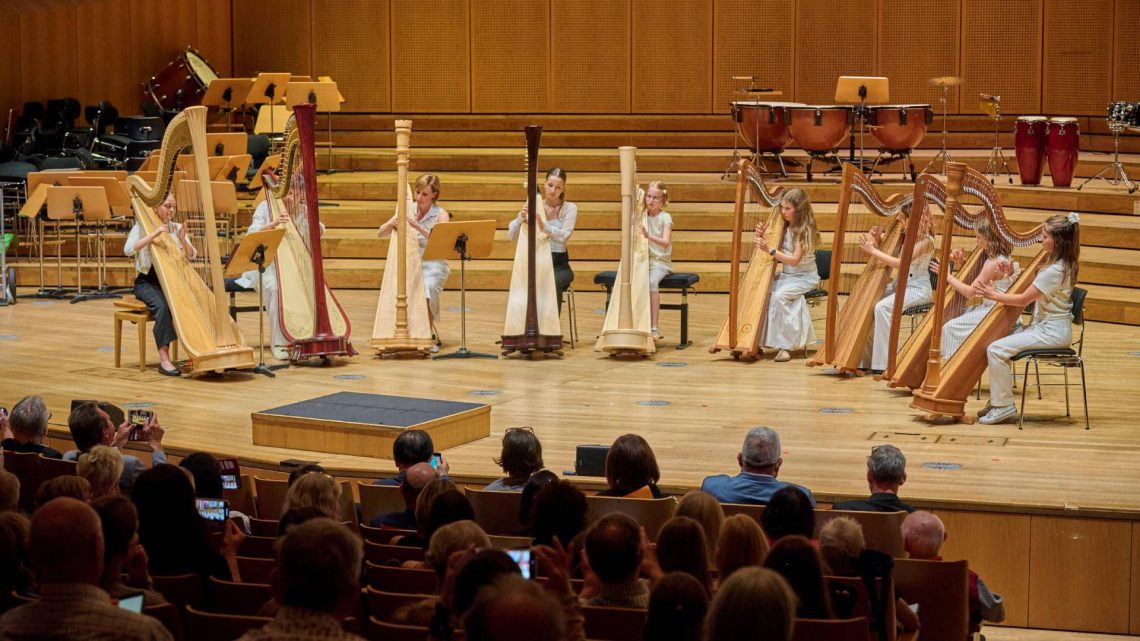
[{"left": 769, "top": 248, "right": 777, "bottom": 257}]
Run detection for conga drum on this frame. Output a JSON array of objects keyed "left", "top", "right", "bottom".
[
  {"left": 1046, "top": 117, "right": 1079, "bottom": 188},
  {"left": 732, "top": 101, "right": 804, "bottom": 153},
  {"left": 143, "top": 47, "right": 219, "bottom": 112},
  {"left": 867, "top": 104, "right": 933, "bottom": 151},
  {"left": 1014, "top": 116, "right": 1047, "bottom": 185}
]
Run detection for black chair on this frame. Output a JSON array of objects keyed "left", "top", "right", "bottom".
[
  {"left": 1012, "top": 287, "right": 1088, "bottom": 430},
  {"left": 804, "top": 249, "right": 832, "bottom": 314},
  {"left": 900, "top": 269, "right": 938, "bottom": 333},
  {"left": 40, "top": 156, "right": 83, "bottom": 171}
]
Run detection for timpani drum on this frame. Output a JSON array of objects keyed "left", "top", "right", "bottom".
[
  {"left": 867, "top": 104, "right": 933, "bottom": 151},
  {"left": 788, "top": 106, "right": 853, "bottom": 153},
  {"left": 1014, "top": 116, "right": 1048, "bottom": 186},
  {"left": 143, "top": 47, "right": 219, "bottom": 112},
  {"left": 1046, "top": 117, "right": 1079, "bottom": 188},
  {"left": 732, "top": 101, "right": 804, "bottom": 153}
]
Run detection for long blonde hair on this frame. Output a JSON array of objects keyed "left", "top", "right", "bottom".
[{"left": 779, "top": 189, "right": 819, "bottom": 254}]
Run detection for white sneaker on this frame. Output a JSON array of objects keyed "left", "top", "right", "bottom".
[
  {"left": 774, "top": 349, "right": 791, "bottom": 362},
  {"left": 651, "top": 329, "right": 663, "bottom": 342},
  {"left": 976, "top": 403, "right": 993, "bottom": 418},
  {"left": 978, "top": 405, "right": 1017, "bottom": 425},
  {"left": 271, "top": 346, "right": 290, "bottom": 360}
]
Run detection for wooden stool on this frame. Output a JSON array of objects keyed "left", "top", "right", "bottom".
[{"left": 113, "top": 299, "right": 177, "bottom": 371}]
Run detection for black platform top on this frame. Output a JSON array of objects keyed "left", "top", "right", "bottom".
[
  {"left": 593, "top": 271, "right": 700, "bottom": 288},
  {"left": 258, "top": 392, "right": 486, "bottom": 427}
]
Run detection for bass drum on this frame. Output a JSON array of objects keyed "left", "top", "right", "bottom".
[{"left": 143, "top": 47, "right": 219, "bottom": 112}]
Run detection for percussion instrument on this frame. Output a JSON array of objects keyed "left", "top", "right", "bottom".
[
  {"left": 929, "top": 76, "right": 965, "bottom": 87},
  {"left": 867, "top": 104, "right": 933, "bottom": 151},
  {"left": 1108, "top": 101, "right": 1140, "bottom": 126},
  {"left": 732, "top": 102, "right": 804, "bottom": 153},
  {"left": 788, "top": 106, "right": 853, "bottom": 181},
  {"left": 1014, "top": 116, "right": 1047, "bottom": 185},
  {"left": 143, "top": 48, "right": 219, "bottom": 112},
  {"left": 1046, "top": 117, "right": 1079, "bottom": 188}
]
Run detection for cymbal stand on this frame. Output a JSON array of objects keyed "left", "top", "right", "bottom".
[
  {"left": 1077, "top": 120, "right": 1137, "bottom": 193},
  {"left": 922, "top": 84, "right": 952, "bottom": 175},
  {"left": 983, "top": 104, "right": 1013, "bottom": 184}
]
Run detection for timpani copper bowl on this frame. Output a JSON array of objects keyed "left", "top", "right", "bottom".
[{"left": 788, "top": 105, "right": 853, "bottom": 181}]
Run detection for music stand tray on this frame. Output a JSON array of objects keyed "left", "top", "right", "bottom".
[
  {"left": 46, "top": 186, "right": 112, "bottom": 302},
  {"left": 285, "top": 81, "right": 345, "bottom": 175},
  {"left": 225, "top": 227, "right": 287, "bottom": 377},
  {"left": 204, "top": 78, "right": 254, "bottom": 131},
  {"left": 423, "top": 219, "right": 498, "bottom": 360},
  {"left": 836, "top": 76, "right": 890, "bottom": 174}
]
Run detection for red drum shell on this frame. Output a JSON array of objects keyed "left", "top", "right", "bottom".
[
  {"left": 1014, "top": 116, "right": 1048, "bottom": 186},
  {"left": 867, "top": 104, "right": 932, "bottom": 151},
  {"left": 732, "top": 101, "right": 804, "bottom": 153},
  {"left": 1046, "top": 118, "right": 1079, "bottom": 188},
  {"left": 143, "top": 48, "right": 217, "bottom": 112},
  {"left": 788, "top": 106, "right": 853, "bottom": 153}
]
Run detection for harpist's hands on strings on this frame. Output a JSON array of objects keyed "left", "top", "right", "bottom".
[
  {"left": 950, "top": 247, "right": 966, "bottom": 267},
  {"left": 975, "top": 281, "right": 998, "bottom": 300},
  {"left": 995, "top": 259, "right": 1015, "bottom": 277},
  {"left": 928, "top": 258, "right": 944, "bottom": 276},
  {"left": 857, "top": 233, "right": 877, "bottom": 254},
  {"left": 755, "top": 233, "right": 770, "bottom": 253}
]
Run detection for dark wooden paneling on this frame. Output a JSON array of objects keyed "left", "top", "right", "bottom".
[
  {"left": 713, "top": 0, "right": 794, "bottom": 114},
  {"left": 312, "top": 0, "right": 390, "bottom": 112},
  {"left": 76, "top": 0, "right": 134, "bottom": 111},
  {"left": 551, "top": 0, "right": 630, "bottom": 113},
  {"left": 19, "top": 4, "right": 79, "bottom": 103},
  {"left": 390, "top": 0, "right": 469, "bottom": 113},
  {"left": 633, "top": 0, "right": 711, "bottom": 113},
  {"left": 471, "top": 0, "right": 548, "bottom": 112}
]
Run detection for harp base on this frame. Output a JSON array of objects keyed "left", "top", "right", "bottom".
[
  {"left": 185, "top": 347, "right": 257, "bottom": 376},
  {"left": 500, "top": 333, "right": 563, "bottom": 358},
  {"left": 598, "top": 328, "right": 652, "bottom": 356},
  {"left": 371, "top": 336, "right": 435, "bottom": 357},
  {"left": 291, "top": 335, "right": 359, "bottom": 361},
  {"left": 910, "top": 392, "right": 968, "bottom": 422}
]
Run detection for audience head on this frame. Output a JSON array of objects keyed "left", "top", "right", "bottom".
[
  {"left": 68, "top": 401, "right": 113, "bottom": 453},
  {"left": 0, "top": 511, "right": 32, "bottom": 595},
  {"left": 763, "top": 535, "right": 833, "bottom": 619},
  {"left": 493, "top": 427, "right": 544, "bottom": 483},
  {"left": 519, "top": 469, "right": 559, "bottom": 526},
  {"left": 656, "top": 516, "right": 712, "bottom": 595},
  {"left": 29, "top": 497, "right": 104, "bottom": 585},
  {"left": 675, "top": 491, "right": 725, "bottom": 560},
  {"left": 422, "top": 489, "right": 475, "bottom": 545},
  {"left": 9, "top": 395, "right": 49, "bottom": 443},
  {"left": 452, "top": 549, "right": 521, "bottom": 618},
  {"left": 739, "top": 427, "right": 781, "bottom": 474},
  {"left": 704, "top": 567, "right": 796, "bottom": 641},
  {"left": 393, "top": 429, "right": 434, "bottom": 469},
  {"left": 760, "top": 486, "right": 814, "bottom": 541},
  {"left": 644, "top": 572, "right": 709, "bottom": 641},
  {"left": 273, "top": 518, "right": 363, "bottom": 617},
  {"left": 819, "top": 517, "right": 865, "bottom": 577},
  {"left": 277, "top": 506, "right": 328, "bottom": 536},
  {"left": 585, "top": 512, "right": 643, "bottom": 585},
  {"left": 287, "top": 463, "right": 326, "bottom": 487},
  {"left": 0, "top": 470, "right": 19, "bottom": 512},
  {"left": 35, "top": 475, "right": 91, "bottom": 509},
  {"left": 77, "top": 445, "right": 124, "bottom": 499},
  {"left": 415, "top": 478, "right": 458, "bottom": 535},
  {"left": 529, "top": 479, "right": 588, "bottom": 548},
  {"left": 401, "top": 461, "right": 438, "bottom": 509},
  {"left": 715, "top": 514, "right": 770, "bottom": 583},
  {"left": 179, "top": 452, "right": 224, "bottom": 499},
  {"left": 427, "top": 520, "right": 491, "bottom": 578},
  {"left": 605, "top": 434, "right": 661, "bottom": 496},
  {"left": 462, "top": 574, "right": 565, "bottom": 641},
  {"left": 866, "top": 445, "right": 907, "bottom": 492},
  {"left": 901, "top": 510, "right": 945, "bottom": 559},
  {"left": 90, "top": 495, "right": 141, "bottom": 569},
  {"left": 131, "top": 463, "right": 210, "bottom": 573},
  {"left": 283, "top": 471, "right": 341, "bottom": 520}
]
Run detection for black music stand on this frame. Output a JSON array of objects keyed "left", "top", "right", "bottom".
[
  {"left": 203, "top": 78, "right": 254, "bottom": 132},
  {"left": 285, "top": 81, "right": 343, "bottom": 175},
  {"left": 224, "top": 227, "right": 287, "bottom": 377},
  {"left": 249, "top": 73, "right": 292, "bottom": 137},
  {"left": 424, "top": 219, "right": 498, "bottom": 360},
  {"left": 46, "top": 186, "right": 114, "bottom": 303}
]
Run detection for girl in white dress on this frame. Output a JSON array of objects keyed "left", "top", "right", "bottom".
[
  {"left": 640, "top": 181, "right": 673, "bottom": 341},
  {"left": 756, "top": 188, "right": 820, "bottom": 362},
  {"left": 508, "top": 168, "right": 577, "bottom": 312},
  {"left": 928, "top": 218, "right": 1019, "bottom": 360},
  {"left": 976, "top": 213, "right": 1080, "bottom": 425}
]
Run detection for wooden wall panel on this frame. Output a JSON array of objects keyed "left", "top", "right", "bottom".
[
  {"left": 713, "top": 0, "right": 794, "bottom": 114},
  {"left": 1113, "top": 0, "right": 1140, "bottom": 101},
  {"left": 196, "top": 0, "right": 234, "bottom": 77},
  {"left": 75, "top": 0, "right": 134, "bottom": 112},
  {"left": 879, "top": 0, "right": 960, "bottom": 110},
  {"left": 1042, "top": 0, "right": 1112, "bottom": 115},
  {"left": 232, "top": 0, "right": 312, "bottom": 78},
  {"left": 130, "top": 0, "right": 199, "bottom": 109},
  {"left": 390, "top": 0, "right": 469, "bottom": 113},
  {"left": 312, "top": 0, "right": 390, "bottom": 112},
  {"left": 550, "top": 0, "right": 630, "bottom": 113},
  {"left": 19, "top": 4, "right": 78, "bottom": 104},
  {"left": 471, "top": 0, "right": 547, "bottom": 112},
  {"left": 961, "top": 0, "right": 1041, "bottom": 114},
  {"left": 0, "top": 20, "right": 20, "bottom": 119},
  {"left": 1132, "top": 522, "right": 1140, "bottom": 635},
  {"left": 934, "top": 510, "right": 1030, "bottom": 627},
  {"left": 795, "top": 0, "right": 876, "bottom": 105},
  {"left": 632, "top": 0, "right": 711, "bottom": 113},
  {"left": 1027, "top": 515, "right": 1131, "bottom": 633}
]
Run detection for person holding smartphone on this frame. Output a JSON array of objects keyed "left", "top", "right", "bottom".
[{"left": 63, "top": 402, "right": 166, "bottom": 494}]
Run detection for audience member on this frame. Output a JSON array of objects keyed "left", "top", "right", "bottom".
[
  {"left": 655, "top": 517, "right": 712, "bottom": 595},
  {"left": 34, "top": 475, "right": 91, "bottom": 509},
  {"left": 397, "top": 478, "right": 458, "bottom": 547},
  {"left": 390, "top": 520, "right": 493, "bottom": 625},
  {"left": 179, "top": 451, "right": 251, "bottom": 532},
  {"left": 90, "top": 496, "right": 168, "bottom": 607},
  {"left": 282, "top": 471, "right": 342, "bottom": 520},
  {"left": 415, "top": 489, "right": 476, "bottom": 550},
  {"left": 2, "top": 396, "right": 62, "bottom": 458},
  {"left": 373, "top": 461, "right": 436, "bottom": 529},
  {"left": 763, "top": 535, "right": 833, "bottom": 619},
  {"left": 700, "top": 428, "right": 814, "bottom": 506},
  {"left": 530, "top": 480, "right": 588, "bottom": 550},
  {"left": 759, "top": 486, "right": 814, "bottom": 543},
  {"left": 461, "top": 574, "right": 567, "bottom": 641},
  {"left": 277, "top": 506, "right": 328, "bottom": 536},
  {"left": 833, "top": 445, "right": 915, "bottom": 513},
  {"left": 78, "top": 445, "right": 124, "bottom": 499},
  {"left": 902, "top": 511, "right": 1004, "bottom": 633},
  {"left": 132, "top": 464, "right": 242, "bottom": 581},
  {"left": 818, "top": 516, "right": 864, "bottom": 576},
  {"left": 704, "top": 567, "right": 796, "bottom": 641},
  {"left": 405, "top": 548, "right": 521, "bottom": 629},
  {"left": 485, "top": 427, "right": 544, "bottom": 492},
  {"left": 0, "top": 497, "right": 172, "bottom": 640},
  {"left": 598, "top": 434, "right": 665, "bottom": 498},
  {"left": 674, "top": 491, "right": 724, "bottom": 561},
  {"left": 519, "top": 469, "right": 559, "bottom": 527},
  {"left": 287, "top": 463, "right": 326, "bottom": 486},
  {"left": 374, "top": 429, "right": 446, "bottom": 486},
  {"left": 0, "top": 511, "right": 32, "bottom": 613},
  {"left": 582, "top": 513, "right": 651, "bottom": 607},
  {"left": 64, "top": 402, "right": 166, "bottom": 493},
  {"left": 238, "top": 518, "right": 365, "bottom": 641},
  {"left": 0, "top": 470, "right": 18, "bottom": 513},
  {"left": 714, "top": 515, "right": 769, "bottom": 584},
  {"left": 643, "top": 572, "right": 708, "bottom": 641}
]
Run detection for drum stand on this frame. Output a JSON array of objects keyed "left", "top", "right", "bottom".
[
  {"left": 923, "top": 84, "right": 953, "bottom": 175},
  {"left": 984, "top": 109, "right": 1013, "bottom": 184},
  {"left": 1077, "top": 121, "right": 1137, "bottom": 193}
]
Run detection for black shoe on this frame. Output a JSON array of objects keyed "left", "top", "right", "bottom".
[{"left": 158, "top": 365, "right": 182, "bottom": 377}]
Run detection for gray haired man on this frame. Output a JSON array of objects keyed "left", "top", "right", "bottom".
[
  {"left": 834, "top": 444, "right": 915, "bottom": 512},
  {"left": 700, "top": 427, "right": 815, "bottom": 506}
]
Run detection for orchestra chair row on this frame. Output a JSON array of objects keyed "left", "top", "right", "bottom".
[
  {"left": 722, "top": 503, "right": 907, "bottom": 559},
  {"left": 112, "top": 298, "right": 178, "bottom": 371},
  {"left": 1, "top": 450, "right": 77, "bottom": 513},
  {"left": 252, "top": 476, "right": 355, "bottom": 523}
]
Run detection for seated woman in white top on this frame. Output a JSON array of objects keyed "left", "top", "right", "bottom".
[
  {"left": 640, "top": 181, "right": 674, "bottom": 341},
  {"left": 508, "top": 168, "right": 577, "bottom": 313}
]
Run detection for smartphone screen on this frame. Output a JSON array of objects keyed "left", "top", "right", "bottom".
[
  {"left": 118, "top": 593, "right": 144, "bottom": 613},
  {"left": 220, "top": 474, "right": 240, "bottom": 490},
  {"left": 127, "top": 410, "right": 152, "bottom": 441},
  {"left": 430, "top": 452, "right": 442, "bottom": 470},
  {"left": 506, "top": 548, "right": 534, "bottom": 579},
  {"left": 217, "top": 458, "right": 241, "bottom": 490},
  {"left": 195, "top": 498, "right": 229, "bottom": 522}
]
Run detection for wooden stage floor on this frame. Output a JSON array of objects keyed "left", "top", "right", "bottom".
[{"left": 4, "top": 286, "right": 1139, "bottom": 518}]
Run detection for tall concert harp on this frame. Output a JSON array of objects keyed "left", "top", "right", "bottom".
[
  {"left": 709, "top": 159, "right": 786, "bottom": 359},
  {"left": 372, "top": 120, "right": 434, "bottom": 355},
  {"left": 265, "top": 103, "right": 355, "bottom": 361},
  {"left": 596, "top": 146, "right": 654, "bottom": 356},
  {"left": 125, "top": 106, "right": 255, "bottom": 374},
  {"left": 910, "top": 162, "right": 1047, "bottom": 421},
  {"left": 501, "top": 125, "right": 563, "bottom": 357}
]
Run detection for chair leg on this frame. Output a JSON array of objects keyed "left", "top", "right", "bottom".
[
  {"left": 1034, "top": 360, "right": 1043, "bottom": 400},
  {"left": 975, "top": 377, "right": 982, "bottom": 400},
  {"left": 114, "top": 317, "right": 123, "bottom": 368},
  {"left": 1063, "top": 366, "right": 1070, "bottom": 417},
  {"left": 137, "top": 320, "right": 147, "bottom": 372},
  {"left": 1018, "top": 359, "right": 1031, "bottom": 430},
  {"left": 1079, "top": 360, "right": 1089, "bottom": 430},
  {"left": 172, "top": 339, "right": 178, "bottom": 363}
]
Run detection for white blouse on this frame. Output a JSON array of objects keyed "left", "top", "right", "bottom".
[{"left": 508, "top": 200, "right": 578, "bottom": 253}]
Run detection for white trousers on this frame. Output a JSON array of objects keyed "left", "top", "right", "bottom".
[
  {"left": 764, "top": 272, "right": 818, "bottom": 350},
  {"left": 940, "top": 302, "right": 994, "bottom": 361},
  {"left": 648, "top": 264, "right": 673, "bottom": 292},
  {"left": 861, "top": 285, "right": 931, "bottom": 371},
  {"left": 986, "top": 319, "right": 1072, "bottom": 407},
  {"left": 249, "top": 264, "right": 287, "bottom": 348},
  {"left": 422, "top": 259, "right": 450, "bottom": 321}
]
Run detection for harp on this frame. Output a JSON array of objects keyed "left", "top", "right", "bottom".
[
  {"left": 372, "top": 120, "right": 434, "bottom": 355},
  {"left": 266, "top": 103, "right": 356, "bottom": 361},
  {"left": 501, "top": 125, "right": 563, "bottom": 357},
  {"left": 596, "top": 146, "right": 654, "bottom": 355},
  {"left": 124, "top": 106, "right": 255, "bottom": 374},
  {"left": 709, "top": 159, "right": 787, "bottom": 359},
  {"left": 911, "top": 162, "right": 1047, "bottom": 420}
]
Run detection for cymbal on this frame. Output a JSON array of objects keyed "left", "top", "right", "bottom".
[{"left": 929, "top": 76, "right": 965, "bottom": 87}]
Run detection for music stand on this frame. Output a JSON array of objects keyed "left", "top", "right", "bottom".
[
  {"left": 21, "top": 171, "right": 85, "bottom": 299},
  {"left": 248, "top": 73, "right": 292, "bottom": 135},
  {"left": 423, "top": 219, "right": 498, "bottom": 360},
  {"left": 253, "top": 105, "right": 291, "bottom": 136},
  {"left": 203, "top": 78, "right": 254, "bottom": 131},
  {"left": 68, "top": 176, "right": 134, "bottom": 299},
  {"left": 45, "top": 186, "right": 111, "bottom": 302},
  {"left": 286, "top": 81, "right": 344, "bottom": 175},
  {"left": 836, "top": 76, "right": 889, "bottom": 173},
  {"left": 224, "top": 227, "right": 287, "bottom": 377}
]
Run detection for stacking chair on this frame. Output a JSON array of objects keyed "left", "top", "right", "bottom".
[
  {"left": 894, "top": 558, "right": 969, "bottom": 641},
  {"left": 465, "top": 486, "right": 525, "bottom": 535},
  {"left": 585, "top": 495, "right": 679, "bottom": 541},
  {"left": 207, "top": 576, "right": 272, "bottom": 616},
  {"left": 1013, "top": 286, "right": 1089, "bottom": 430},
  {"left": 253, "top": 476, "right": 289, "bottom": 520},
  {"left": 359, "top": 482, "right": 406, "bottom": 526}
]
